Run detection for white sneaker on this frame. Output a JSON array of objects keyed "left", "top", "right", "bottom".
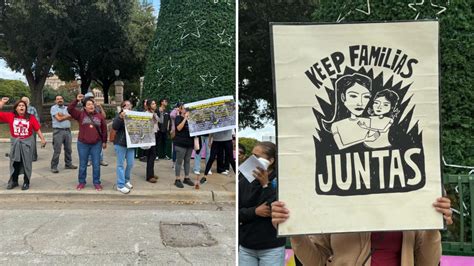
[
  {"left": 193, "top": 170, "right": 200, "bottom": 175},
  {"left": 125, "top": 182, "right": 133, "bottom": 189},
  {"left": 117, "top": 186, "right": 130, "bottom": 194},
  {"left": 208, "top": 170, "right": 213, "bottom": 175},
  {"left": 221, "top": 170, "right": 229, "bottom": 175}
]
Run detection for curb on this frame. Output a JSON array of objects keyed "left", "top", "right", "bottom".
[{"left": 0, "top": 190, "right": 235, "bottom": 204}]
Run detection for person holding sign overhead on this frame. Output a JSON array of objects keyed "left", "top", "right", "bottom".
[{"left": 239, "top": 141, "right": 286, "bottom": 266}]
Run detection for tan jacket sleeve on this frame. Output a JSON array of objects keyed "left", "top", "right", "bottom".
[
  {"left": 414, "top": 230, "right": 441, "bottom": 265},
  {"left": 291, "top": 235, "right": 332, "bottom": 265}
]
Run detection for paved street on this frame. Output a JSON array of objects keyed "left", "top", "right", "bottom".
[
  {"left": 0, "top": 202, "right": 235, "bottom": 265},
  {"left": 0, "top": 135, "right": 236, "bottom": 265}
]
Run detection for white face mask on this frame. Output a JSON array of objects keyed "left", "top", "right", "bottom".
[{"left": 257, "top": 157, "right": 271, "bottom": 170}]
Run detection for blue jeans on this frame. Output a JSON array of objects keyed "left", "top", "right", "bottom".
[
  {"left": 238, "top": 245, "right": 285, "bottom": 266},
  {"left": 193, "top": 136, "right": 210, "bottom": 172},
  {"left": 88, "top": 149, "right": 104, "bottom": 162},
  {"left": 114, "top": 145, "right": 135, "bottom": 189},
  {"left": 77, "top": 141, "right": 102, "bottom": 184}
]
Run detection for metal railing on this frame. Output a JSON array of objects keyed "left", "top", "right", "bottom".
[{"left": 442, "top": 174, "right": 474, "bottom": 256}]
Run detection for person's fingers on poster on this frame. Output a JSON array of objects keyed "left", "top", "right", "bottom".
[
  {"left": 1, "top": 97, "right": 8, "bottom": 103},
  {"left": 271, "top": 201, "right": 290, "bottom": 229},
  {"left": 255, "top": 203, "right": 271, "bottom": 217},
  {"left": 433, "top": 197, "right": 453, "bottom": 225},
  {"left": 253, "top": 167, "right": 269, "bottom": 187}
]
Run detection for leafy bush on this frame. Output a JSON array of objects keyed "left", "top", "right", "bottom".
[{"left": 0, "top": 79, "right": 31, "bottom": 101}]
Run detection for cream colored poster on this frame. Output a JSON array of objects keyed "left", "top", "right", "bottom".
[{"left": 271, "top": 21, "right": 443, "bottom": 235}]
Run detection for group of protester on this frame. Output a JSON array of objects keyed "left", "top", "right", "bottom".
[{"left": 0, "top": 94, "right": 235, "bottom": 194}]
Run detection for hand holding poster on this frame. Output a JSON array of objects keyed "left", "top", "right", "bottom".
[
  {"left": 271, "top": 21, "right": 443, "bottom": 235},
  {"left": 124, "top": 111, "right": 155, "bottom": 148},
  {"left": 184, "top": 96, "right": 236, "bottom": 136}
]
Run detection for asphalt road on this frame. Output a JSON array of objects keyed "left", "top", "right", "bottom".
[{"left": 0, "top": 202, "right": 236, "bottom": 265}]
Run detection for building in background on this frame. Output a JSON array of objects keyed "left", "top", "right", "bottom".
[{"left": 44, "top": 75, "right": 66, "bottom": 90}]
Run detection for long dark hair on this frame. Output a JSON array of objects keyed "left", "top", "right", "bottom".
[
  {"left": 255, "top": 141, "right": 277, "bottom": 172},
  {"left": 145, "top": 99, "right": 156, "bottom": 112},
  {"left": 322, "top": 73, "right": 372, "bottom": 132},
  {"left": 368, "top": 89, "right": 400, "bottom": 119},
  {"left": 13, "top": 100, "right": 30, "bottom": 119}
]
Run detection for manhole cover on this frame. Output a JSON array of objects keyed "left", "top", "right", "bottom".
[{"left": 160, "top": 222, "right": 218, "bottom": 247}]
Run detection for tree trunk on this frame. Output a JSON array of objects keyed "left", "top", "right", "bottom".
[
  {"left": 25, "top": 71, "right": 47, "bottom": 123},
  {"left": 102, "top": 80, "right": 112, "bottom": 104}
]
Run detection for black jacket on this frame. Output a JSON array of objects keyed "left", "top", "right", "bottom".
[
  {"left": 112, "top": 114, "right": 128, "bottom": 147},
  {"left": 173, "top": 116, "right": 193, "bottom": 148},
  {"left": 239, "top": 171, "right": 286, "bottom": 250}
]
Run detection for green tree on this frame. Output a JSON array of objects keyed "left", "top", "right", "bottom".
[
  {"left": 0, "top": 79, "right": 31, "bottom": 101},
  {"left": 238, "top": 0, "right": 317, "bottom": 129},
  {"left": 0, "top": 0, "right": 77, "bottom": 118},
  {"left": 54, "top": 0, "right": 155, "bottom": 103},
  {"left": 143, "top": 0, "right": 235, "bottom": 106},
  {"left": 310, "top": 0, "right": 474, "bottom": 171}
]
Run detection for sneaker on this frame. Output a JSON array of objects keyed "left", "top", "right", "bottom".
[
  {"left": 21, "top": 183, "right": 29, "bottom": 190},
  {"left": 208, "top": 170, "right": 213, "bottom": 175},
  {"left": 165, "top": 155, "right": 171, "bottom": 160},
  {"left": 117, "top": 186, "right": 130, "bottom": 194},
  {"left": 125, "top": 182, "right": 133, "bottom": 189},
  {"left": 183, "top": 178, "right": 194, "bottom": 186},
  {"left": 221, "top": 170, "right": 229, "bottom": 175},
  {"left": 94, "top": 184, "right": 103, "bottom": 191},
  {"left": 76, "top": 183, "right": 85, "bottom": 190},
  {"left": 51, "top": 168, "right": 59, "bottom": 174},
  {"left": 200, "top": 177, "right": 207, "bottom": 184},
  {"left": 65, "top": 165, "right": 78, "bottom": 169},
  {"left": 174, "top": 179, "right": 184, "bottom": 188},
  {"left": 139, "top": 156, "right": 147, "bottom": 162},
  {"left": 100, "top": 161, "right": 108, "bottom": 166},
  {"left": 193, "top": 170, "right": 200, "bottom": 175},
  {"left": 87, "top": 161, "right": 91, "bottom": 167},
  {"left": 155, "top": 157, "right": 160, "bottom": 161}
]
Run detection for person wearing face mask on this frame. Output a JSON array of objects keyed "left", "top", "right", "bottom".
[
  {"left": 0, "top": 97, "right": 47, "bottom": 190},
  {"left": 50, "top": 95, "right": 77, "bottom": 173},
  {"left": 68, "top": 94, "right": 107, "bottom": 191},
  {"left": 112, "top": 100, "right": 135, "bottom": 194},
  {"left": 239, "top": 141, "right": 286, "bottom": 266}
]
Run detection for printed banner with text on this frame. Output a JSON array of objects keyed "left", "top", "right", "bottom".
[
  {"left": 184, "top": 96, "right": 236, "bottom": 137},
  {"left": 271, "top": 21, "right": 443, "bottom": 235},
  {"left": 124, "top": 111, "right": 155, "bottom": 148}
]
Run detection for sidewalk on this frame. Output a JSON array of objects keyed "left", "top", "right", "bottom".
[{"left": 0, "top": 133, "right": 235, "bottom": 204}]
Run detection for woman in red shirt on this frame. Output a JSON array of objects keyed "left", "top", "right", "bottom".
[{"left": 0, "top": 97, "right": 47, "bottom": 190}]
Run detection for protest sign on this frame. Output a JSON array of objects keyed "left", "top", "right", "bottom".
[
  {"left": 124, "top": 111, "right": 155, "bottom": 148},
  {"left": 184, "top": 96, "right": 235, "bottom": 136},
  {"left": 271, "top": 21, "right": 443, "bottom": 235}
]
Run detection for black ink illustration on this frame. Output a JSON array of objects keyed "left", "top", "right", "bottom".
[{"left": 310, "top": 66, "right": 425, "bottom": 196}]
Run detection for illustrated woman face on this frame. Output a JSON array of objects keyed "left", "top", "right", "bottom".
[
  {"left": 342, "top": 83, "right": 371, "bottom": 116},
  {"left": 373, "top": 96, "right": 391, "bottom": 116}
]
